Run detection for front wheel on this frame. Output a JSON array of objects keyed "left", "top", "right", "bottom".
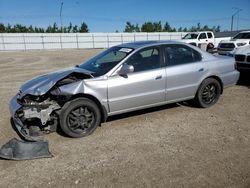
[
  {"left": 195, "top": 78, "right": 221, "bottom": 108},
  {"left": 59, "top": 98, "right": 101, "bottom": 138}
]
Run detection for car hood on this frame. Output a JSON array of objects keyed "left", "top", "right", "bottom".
[
  {"left": 19, "top": 67, "right": 93, "bottom": 98},
  {"left": 234, "top": 45, "right": 250, "bottom": 55},
  {"left": 221, "top": 39, "right": 250, "bottom": 44}
]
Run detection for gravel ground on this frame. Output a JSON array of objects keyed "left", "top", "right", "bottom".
[{"left": 0, "top": 49, "right": 249, "bottom": 188}]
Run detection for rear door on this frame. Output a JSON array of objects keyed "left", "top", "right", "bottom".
[{"left": 163, "top": 44, "right": 207, "bottom": 101}]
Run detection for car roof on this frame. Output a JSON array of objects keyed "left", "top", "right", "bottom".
[
  {"left": 117, "top": 40, "right": 185, "bottom": 49},
  {"left": 239, "top": 30, "right": 250, "bottom": 33}
]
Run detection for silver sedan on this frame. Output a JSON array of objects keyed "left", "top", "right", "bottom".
[{"left": 9, "top": 41, "right": 239, "bottom": 139}]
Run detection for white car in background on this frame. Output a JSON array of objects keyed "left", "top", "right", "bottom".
[
  {"left": 182, "top": 31, "right": 215, "bottom": 51},
  {"left": 234, "top": 45, "right": 250, "bottom": 72},
  {"left": 218, "top": 31, "right": 250, "bottom": 55}
]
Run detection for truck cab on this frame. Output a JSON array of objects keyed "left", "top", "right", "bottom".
[{"left": 182, "top": 31, "right": 215, "bottom": 51}]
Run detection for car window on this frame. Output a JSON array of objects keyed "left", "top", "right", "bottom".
[
  {"left": 233, "top": 32, "right": 250, "bottom": 39},
  {"left": 79, "top": 47, "right": 133, "bottom": 77},
  {"left": 199, "top": 33, "right": 207, "bottom": 39},
  {"left": 164, "top": 44, "right": 202, "bottom": 66},
  {"left": 96, "top": 51, "right": 126, "bottom": 64},
  {"left": 207, "top": 32, "right": 213, "bottom": 38},
  {"left": 126, "top": 47, "right": 161, "bottom": 72}
]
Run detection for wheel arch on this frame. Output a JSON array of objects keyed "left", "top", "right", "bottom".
[
  {"left": 199, "top": 75, "right": 224, "bottom": 94},
  {"left": 69, "top": 93, "right": 108, "bottom": 123}
]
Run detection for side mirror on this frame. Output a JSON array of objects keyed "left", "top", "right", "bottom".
[{"left": 118, "top": 64, "right": 134, "bottom": 76}]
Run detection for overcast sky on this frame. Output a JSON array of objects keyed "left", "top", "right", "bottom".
[{"left": 0, "top": 0, "right": 249, "bottom": 32}]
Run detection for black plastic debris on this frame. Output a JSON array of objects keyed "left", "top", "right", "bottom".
[{"left": 0, "top": 138, "right": 53, "bottom": 160}]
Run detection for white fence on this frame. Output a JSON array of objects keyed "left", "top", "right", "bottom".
[{"left": 0, "top": 32, "right": 187, "bottom": 51}]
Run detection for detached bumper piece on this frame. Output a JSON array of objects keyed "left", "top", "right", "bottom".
[{"left": 0, "top": 138, "right": 53, "bottom": 160}]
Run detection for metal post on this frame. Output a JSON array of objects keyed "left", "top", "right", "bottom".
[
  {"left": 121, "top": 34, "right": 123, "bottom": 44},
  {"left": 231, "top": 8, "right": 242, "bottom": 31},
  {"left": 76, "top": 34, "right": 79, "bottom": 49},
  {"left": 60, "top": 2, "right": 64, "bottom": 33},
  {"left": 231, "top": 15, "right": 234, "bottom": 32},
  {"left": 134, "top": 33, "right": 136, "bottom": 42},
  {"left": 92, "top": 34, "right": 95, "bottom": 48},
  {"left": 41, "top": 35, "right": 45, "bottom": 49},
  {"left": 107, "top": 34, "right": 109, "bottom": 48},
  {"left": 59, "top": 34, "right": 63, "bottom": 49},
  {"left": 1, "top": 34, "right": 5, "bottom": 51},
  {"left": 23, "top": 34, "right": 26, "bottom": 51}
]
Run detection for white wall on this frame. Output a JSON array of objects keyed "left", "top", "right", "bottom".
[
  {"left": 0, "top": 32, "right": 230, "bottom": 51},
  {"left": 0, "top": 32, "right": 187, "bottom": 51}
]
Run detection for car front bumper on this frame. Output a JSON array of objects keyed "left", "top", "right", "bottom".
[{"left": 9, "top": 95, "right": 37, "bottom": 141}]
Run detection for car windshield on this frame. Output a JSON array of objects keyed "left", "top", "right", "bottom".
[
  {"left": 182, "top": 33, "right": 198, "bottom": 39},
  {"left": 233, "top": 32, "right": 250, "bottom": 39},
  {"left": 79, "top": 46, "right": 133, "bottom": 77}
]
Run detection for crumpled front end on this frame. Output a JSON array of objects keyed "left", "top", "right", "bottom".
[
  {"left": 9, "top": 69, "right": 94, "bottom": 140},
  {"left": 9, "top": 93, "right": 61, "bottom": 141}
]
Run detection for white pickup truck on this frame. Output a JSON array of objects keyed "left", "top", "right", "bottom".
[
  {"left": 217, "top": 31, "right": 250, "bottom": 55},
  {"left": 181, "top": 31, "right": 216, "bottom": 51}
]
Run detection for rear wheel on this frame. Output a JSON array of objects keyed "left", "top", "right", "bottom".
[
  {"left": 195, "top": 78, "right": 221, "bottom": 108},
  {"left": 59, "top": 98, "right": 101, "bottom": 138}
]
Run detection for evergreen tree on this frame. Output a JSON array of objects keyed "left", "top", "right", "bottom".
[{"left": 79, "top": 22, "right": 89, "bottom": 33}]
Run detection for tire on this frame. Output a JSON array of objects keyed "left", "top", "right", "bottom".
[
  {"left": 206, "top": 43, "right": 214, "bottom": 52},
  {"left": 195, "top": 78, "right": 221, "bottom": 108},
  {"left": 59, "top": 98, "right": 101, "bottom": 138}
]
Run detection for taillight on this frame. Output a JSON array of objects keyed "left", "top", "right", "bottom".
[{"left": 234, "top": 63, "right": 238, "bottom": 70}]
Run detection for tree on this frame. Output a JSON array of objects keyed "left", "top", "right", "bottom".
[
  {"left": 72, "top": 25, "right": 78, "bottom": 33},
  {"left": 67, "top": 22, "right": 73, "bottom": 33},
  {"left": 28, "top": 25, "right": 34, "bottom": 33},
  {"left": 183, "top": 27, "right": 188, "bottom": 32},
  {"left": 215, "top": 25, "right": 220, "bottom": 32},
  {"left": 134, "top": 24, "right": 140, "bottom": 32},
  {"left": 0, "top": 23, "right": 5, "bottom": 33},
  {"left": 153, "top": 21, "right": 162, "bottom": 32},
  {"left": 178, "top": 27, "right": 183, "bottom": 32},
  {"left": 171, "top": 28, "right": 176, "bottom": 32},
  {"left": 52, "top": 23, "right": 59, "bottom": 32},
  {"left": 141, "top": 21, "right": 162, "bottom": 32},
  {"left": 124, "top": 22, "right": 140, "bottom": 32},
  {"left": 189, "top": 26, "right": 197, "bottom": 32},
  {"left": 141, "top": 22, "right": 154, "bottom": 32},
  {"left": 163, "top": 22, "right": 172, "bottom": 32},
  {"left": 202, "top": 25, "right": 209, "bottom": 31},
  {"left": 197, "top": 23, "right": 201, "bottom": 31},
  {"left": 79, "top": 22, "right": 89, "bottom": 33}
]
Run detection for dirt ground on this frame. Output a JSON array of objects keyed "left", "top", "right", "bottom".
[{"left": 0, "top": 49, "right": 249, "bottom": 188}]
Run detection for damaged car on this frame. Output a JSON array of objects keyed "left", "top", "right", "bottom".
[{"left": 9, "top": 41, "right": 240, "bottom": 140}]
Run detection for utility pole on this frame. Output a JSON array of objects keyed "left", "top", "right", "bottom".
[
  {"left": 231, "top": 8, "right": 242, "bottom": 31},
  {"left": 60, "top": 2, "right": 64, "bottom": 33}
]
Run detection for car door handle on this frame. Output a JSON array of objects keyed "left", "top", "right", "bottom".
[
  {"left": 155, "top": 75, "right": 162, "bottom": 80},
  {"left": 198, "top": 68, "right": 204, "bottom": 72}
]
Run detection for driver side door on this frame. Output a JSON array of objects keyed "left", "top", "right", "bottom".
[{"left": 107, "top": 46, "right": 166, "bottom": 114}]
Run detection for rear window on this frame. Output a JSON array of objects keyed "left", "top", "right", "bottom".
[
  {"left": 164, "top": 44, "right": 202, "bottom": 66},
  {"left": 207, "top": 32, "right": 213, "bottom": 38}
]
